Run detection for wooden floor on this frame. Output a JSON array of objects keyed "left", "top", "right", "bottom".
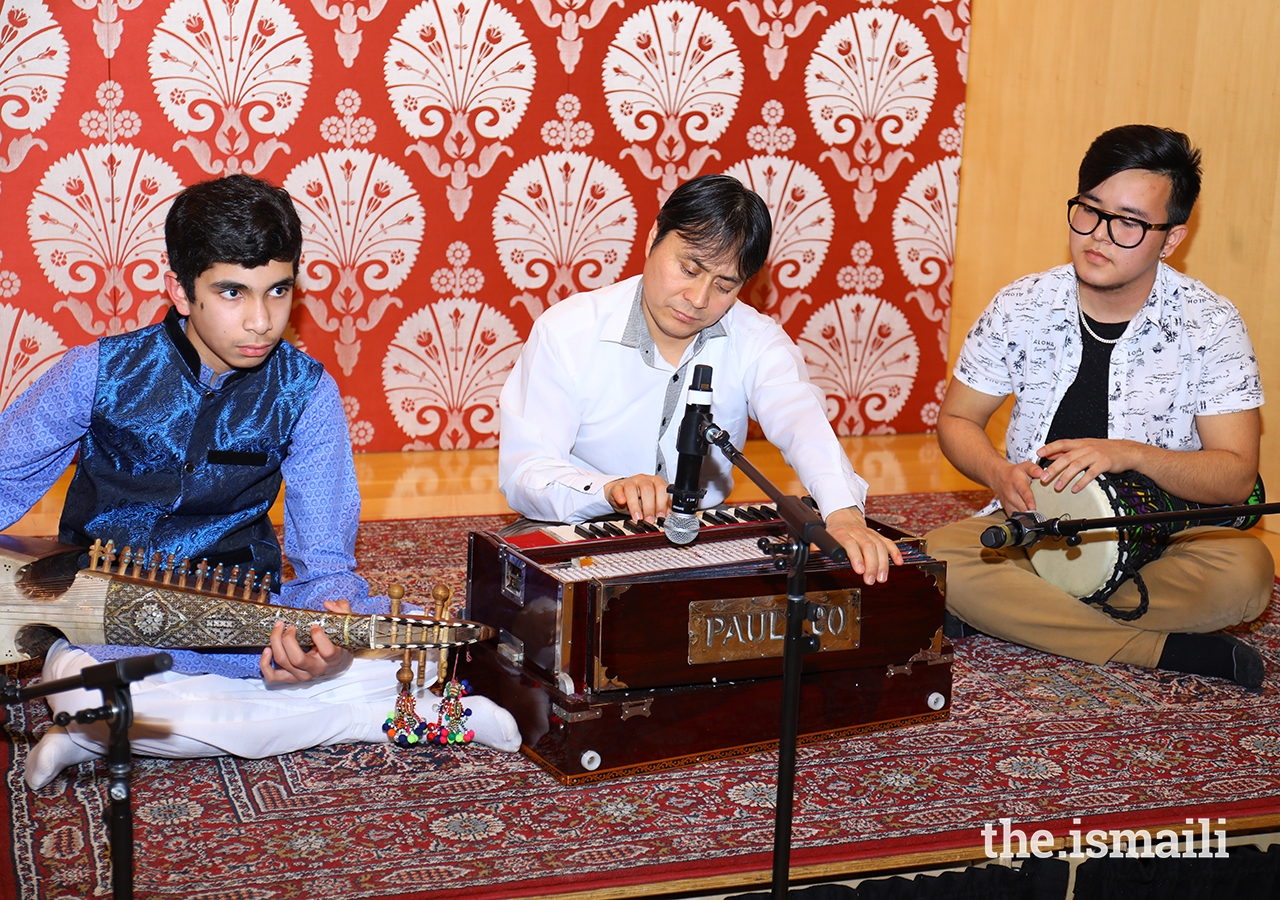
[{"left": 8, "top": 433, "right": 1280, "bottom": 558}]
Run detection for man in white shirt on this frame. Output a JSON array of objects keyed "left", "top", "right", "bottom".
[
  {"left": 928, "top": 125, "right": 1272, "bottom": 687},
  {"left": 499, "top": 174, "right": 902, "bottom": 584}
]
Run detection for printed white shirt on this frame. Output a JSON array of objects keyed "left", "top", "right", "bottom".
[
  {"left": 499, "top": 275, "right": 868, "bottom": 523},
  {"left": 955, "top": 262, "right": 1263, "bottom": 513}
]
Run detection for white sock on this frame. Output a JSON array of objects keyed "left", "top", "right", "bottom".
[
  {"left": 419, "top": 693, "right": 521, "bottom": 752},
  {"left": 24, "top": 726, "right": 100, "bottom": 791}
]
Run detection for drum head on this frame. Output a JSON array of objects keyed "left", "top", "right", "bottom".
[{"left": 1025, "top": 473, "right": 1119, "bottom": 599}]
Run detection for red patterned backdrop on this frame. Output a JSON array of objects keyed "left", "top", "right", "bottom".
[{"left": 0, "top": 0, "right": 968, "bottom": 452}]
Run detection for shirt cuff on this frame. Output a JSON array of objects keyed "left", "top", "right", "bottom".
[{"left": 807, "top": 472, "right": 868, "bottom": 520}]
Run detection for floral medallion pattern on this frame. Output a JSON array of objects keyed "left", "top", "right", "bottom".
[
  {"left": 726, "top": 100, "right": 833, "bottom": 325},
  {"left": 0, "top": 301, "right": 64, "bottom": 408},
  {"left": 284, "top": 148, "right": 425, "bottom": 375},
  {"left": 382, "top": 290, "right": 523, "bottom": 449},
  {"left": 386, "top": 0, "right": 537, "bottom": 221},
  {"left": 0, "top": 0, "right": 69, "bottom": 177},
  {"left": 894, "top": 152, "right": 960, "bottom": 360},
  {"left": 149, "top": 0, "right": 312, "bottom": 175},
  {"left": 805, "top": 8, "right": 937, "bottom": 221},
  {"left": 493, "top": 150, "right": 637, "bottom": 317},
  {"left": 0, "top": 0, "right": 965, "bottom": 451},
  {"left": 604, "top": 1, "right": 744, "bottom": 202},
  {"left": 798, "top": 283, "right": 920, "bottom": 435},
  {"left": 27, "top": 144, "right": 182, "bottom": 336}
]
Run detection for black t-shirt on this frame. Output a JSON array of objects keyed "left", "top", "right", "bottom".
[{"left": 1045, "top": 311, "right": 1129, "bottom": 443}]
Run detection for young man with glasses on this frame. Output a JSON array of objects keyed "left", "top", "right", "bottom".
[{"left": 926, "top": 125, "right": 1272, "bottom": 688}]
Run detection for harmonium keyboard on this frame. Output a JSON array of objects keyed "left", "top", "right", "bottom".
[{"left": 461, "top": 504, "right": 951, "bottom": 784}]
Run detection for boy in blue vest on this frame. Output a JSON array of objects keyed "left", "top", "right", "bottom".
[{"left": 1, "top": 175, "right": 519, "bottom": 790}]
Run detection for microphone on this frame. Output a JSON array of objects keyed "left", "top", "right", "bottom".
[
  {"left": 665, "top": 364, "right": 713, "bottom": 545},
  {"left": 9, "top": 652, "right": 173, "bottom": 703},
  {"left": 980, "top": 510, "right": 1048, "bottom": 549}
]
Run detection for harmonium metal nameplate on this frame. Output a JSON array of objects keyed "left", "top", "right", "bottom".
[{"left": 687, "top": 590, "right": 859, "bottom": 665}]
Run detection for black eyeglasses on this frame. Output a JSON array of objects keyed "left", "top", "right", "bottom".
[{"left": 1066, "top": 199, "right": 1173, "bottom": 249}]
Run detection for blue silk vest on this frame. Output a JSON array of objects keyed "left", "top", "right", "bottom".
[{"left": 58, "top": 308, "right": 323, "bottom": 589}]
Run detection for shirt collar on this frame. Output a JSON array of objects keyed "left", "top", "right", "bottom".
[
  {"left": 1057, "top": 262, "right": 1172, "bottom": 327},
  {"left": 1142, "top": 261, "right": 1173, "bottom": 324},
  {"left": 615, "top": 278, "right": 729, "bottom": 367},
  {"left": 162, "top": 305, "right": 249, "bottom": 390}
]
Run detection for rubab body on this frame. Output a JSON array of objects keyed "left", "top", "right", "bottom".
[{"left": 0, "top": 534, "right": 493, "bottom": 665}]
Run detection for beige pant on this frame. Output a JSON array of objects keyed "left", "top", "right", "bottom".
[{"left": 925, "top": 514, "right": 1274, "bottom": 667}]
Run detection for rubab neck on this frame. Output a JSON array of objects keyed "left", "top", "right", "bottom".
[{"left": 0, "top": 536, "right": 491, "bottom": 664}]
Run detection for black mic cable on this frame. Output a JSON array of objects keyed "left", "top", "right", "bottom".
[
  {"left": 980, "top": 510, "right": 1048, "bottom": 549},
  {"left": 664, "top": 364, "right": 713, "bottom": 545}
]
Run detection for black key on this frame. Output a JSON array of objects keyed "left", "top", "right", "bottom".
[
  {"left": 587, "top": 524, "right": 610, "bottom": 538},
  {"left": 734, "top": 507, "right": 763, "bottom": 522},
  {"left": 573, "top": 525, "right": 595, "bottom": 540},
  {"left": 600, "top": 522, "right": 625, "bottom": 537},
  {"left": 621, "top": 520, "right": 644, "bottom": 534}
]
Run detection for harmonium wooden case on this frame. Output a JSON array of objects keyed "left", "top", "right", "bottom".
[{"left": 461, "top": 505, "right": 951, "bottom": 784}]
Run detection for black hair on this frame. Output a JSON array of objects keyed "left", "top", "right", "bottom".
[
  {"left": 650, "top": 174, "right": 772, "bottom": 281},
  {"left": 1077, "top": 125, "right": 1202, "bottom": 225},
  {"left": 165, "top": 174, "right": 303, "bottom": 299}
]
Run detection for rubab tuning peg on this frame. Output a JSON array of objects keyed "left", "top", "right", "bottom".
[
  {"left": 388, "top": 584, "right": 415, "bottom": 692},
  {"left": 430, "top": 583, "right": 452, "bottom": 695}
]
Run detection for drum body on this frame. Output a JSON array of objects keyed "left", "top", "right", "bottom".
[
  {"left": 1025, "top": 471, "right": 1170, "bottom": 603},
  {"left": 1024, "top": 470, "right": 1264, "bottom": 607}
]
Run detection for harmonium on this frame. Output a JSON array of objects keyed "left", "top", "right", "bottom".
[{"left": 461, "top": 504, "right": 951, "bottom": 784}]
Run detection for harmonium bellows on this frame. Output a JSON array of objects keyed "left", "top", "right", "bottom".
[{"left": 461, "top": 505, "right": 952, "bottom": 784}]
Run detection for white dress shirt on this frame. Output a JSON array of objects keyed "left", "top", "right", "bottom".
[{"left": 499, "top": 275, "right": 868, "bottom": 523}]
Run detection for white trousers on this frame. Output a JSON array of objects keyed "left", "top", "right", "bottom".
[{"left": 43, "top": 641, "right": 434, "bottom": 759}]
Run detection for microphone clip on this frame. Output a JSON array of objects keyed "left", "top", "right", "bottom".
[{"left": 980, "top": 510, "right": 1048, "bottom": 549}]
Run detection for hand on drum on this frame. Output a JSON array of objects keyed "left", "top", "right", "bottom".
[
  {"left": 992, "top": 459, "right": 1048, "bottom": 513},
  {"left": 1037, "top": 438, "right": 1139, "bottom": 495}
]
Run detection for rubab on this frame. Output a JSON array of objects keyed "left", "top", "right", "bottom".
[{"left": 0, "top": 534, "right": 493, "bottom": 665}]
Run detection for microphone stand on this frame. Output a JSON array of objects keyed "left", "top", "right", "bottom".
[
  {"left": 702, "top": 423, "right": 848, "bottom": 899},
  {"left": 1009, "top": 501, "right": 1280, "bottom": 546},
  {"left": 1, "top": 652, "right": 173, "bottom": 900}
]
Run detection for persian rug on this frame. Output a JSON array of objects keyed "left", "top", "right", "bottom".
[{"left": 4, "top": 492, "right": 1280, "bottom": 900}]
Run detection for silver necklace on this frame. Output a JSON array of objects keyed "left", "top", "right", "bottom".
[{"left": 1077, "top": 305, "right": 1122, "bottom": 345}]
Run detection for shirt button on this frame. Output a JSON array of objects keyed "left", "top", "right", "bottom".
[
  {"left": 662, "top": 418, "right": 667, "bottom": 426},
  {"left": 184, "top": 462, "right": 195, "bottom": 474},
  {"left": 671, "top": 375, "right": 678, "bottom": 383}
]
